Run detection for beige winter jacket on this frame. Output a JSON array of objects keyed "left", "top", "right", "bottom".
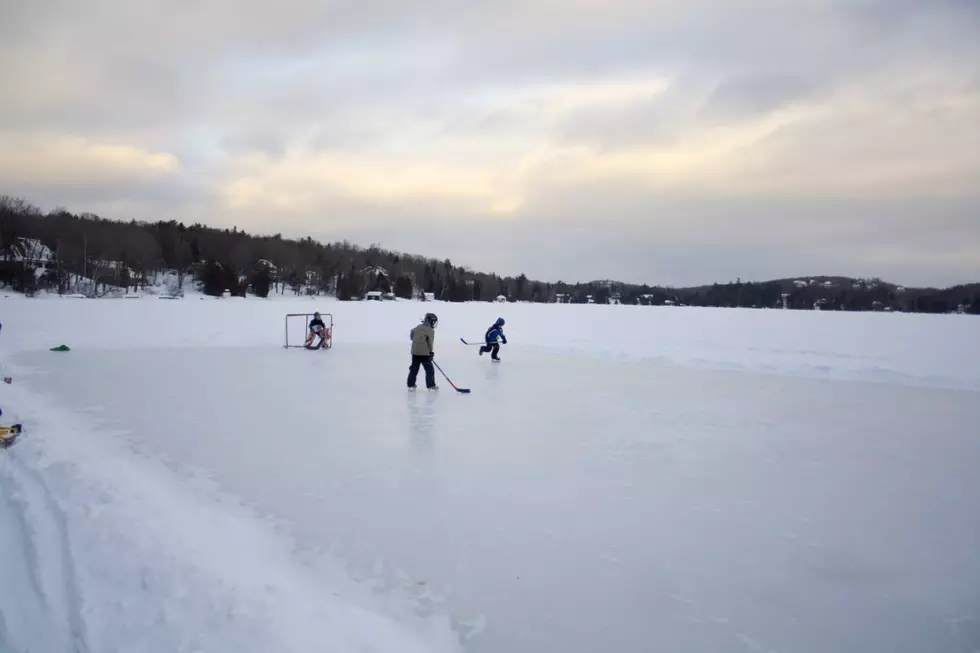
[{"left": 410, "top": 323, "right": 435, "bottom": 356}]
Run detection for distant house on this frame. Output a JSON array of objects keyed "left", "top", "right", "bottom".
[
  {"left": 365, "top": 290, "right": 382, "bottom": 301},
  {"left": 608, "top": 293, "right": 622, "bottom": 305},
  {"left": 793, "top": 280, "right": 808, "bottom": 288},
  {"left": 585, "top": 295, "right": 595, "bottom": 304},
  {"left": 2, "top": 238, "right": 55, "bottom": 268},
  {"left": 495, "top": 294, "right": 507, "bottom": 303}
]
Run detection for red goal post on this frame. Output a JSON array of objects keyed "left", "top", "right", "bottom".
[{"left": 284, "top": 312, "right": 333, "bottom": 349}]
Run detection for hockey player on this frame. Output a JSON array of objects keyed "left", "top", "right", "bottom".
[
  {"left": 479, "top": 317, "right": 507, "bottom": 361},
  {"left": 305, "top": 312, "right": 329, "bottom": 349},
  {"left": 408, "top": 313, "right": 438, "bottom": 389}
]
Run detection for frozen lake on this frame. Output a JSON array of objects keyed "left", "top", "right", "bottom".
[{"left": 6, "top": 301, "right": 980, "bottom": 653}]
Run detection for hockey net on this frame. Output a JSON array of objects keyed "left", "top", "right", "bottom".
[{"left": 284, "top": 312, "right": 333, "bottom": 349}]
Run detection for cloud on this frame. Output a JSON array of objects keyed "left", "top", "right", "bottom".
[
  {"left": 220, "top": 146, "right": 527, "bottom": 218},
  {"left": 2, "top": 0, "right": 979, "bottom": 286},
  {"left": 698, "top": 75, "right": 818, "bottom": 124},
  {"left": 0, "top": 134, "right": 178, "bottom": 184}
]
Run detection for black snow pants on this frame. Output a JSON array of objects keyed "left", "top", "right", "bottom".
[
  {"left": 408, "top": 355, "right": 436, "bottom": 388},
  {"left": 480, "top": 342, "right": 500, "bottom": 360}
]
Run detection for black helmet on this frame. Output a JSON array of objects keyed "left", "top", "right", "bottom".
[
  {"left": 495, "top": 317, "right": 505, "bottom": 326},
  {"left": 424, "top": 312, "right": 438, "bottom": 327}
]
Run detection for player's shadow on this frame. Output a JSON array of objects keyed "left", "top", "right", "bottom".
[{"left": 406, "top": 389, "right": 437, "bottom": 452}]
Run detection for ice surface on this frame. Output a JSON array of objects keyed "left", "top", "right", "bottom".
[
  {"left": 2, "top": 296, "right": 980, "bottom": 653},
  {"left": 0, "top": 365, "right": 463, "bottom": 653},
  {"left": 2, "top": 296, "right": 979, "bottom": 391}
]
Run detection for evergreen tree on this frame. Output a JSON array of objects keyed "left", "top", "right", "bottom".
[
  {"left": 394, "top": 274, "right": 414, "bottom": 299},
  {"left": 250, "top": 264, "right": 273, "bottom": 298}
]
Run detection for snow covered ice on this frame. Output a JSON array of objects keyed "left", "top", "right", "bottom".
[{"left": 2, "top": 297, "right": 980, "bottom": 653}]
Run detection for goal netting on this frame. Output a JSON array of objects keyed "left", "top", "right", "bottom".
[{"left": 284, "top": 312, "right": 333, "bottom": 349}]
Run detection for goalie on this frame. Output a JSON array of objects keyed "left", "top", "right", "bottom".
[{"left": 304, "top": 312, "right": 330, "bottom": 349}]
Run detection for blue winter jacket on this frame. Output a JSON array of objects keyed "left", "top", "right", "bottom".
[{"left": 485, "top": 325, "right": 507, "bottom": 344}]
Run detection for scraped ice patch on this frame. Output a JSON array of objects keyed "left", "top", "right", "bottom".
[{"left": 0, "top": 382, "right": 463, "bottom": 653}]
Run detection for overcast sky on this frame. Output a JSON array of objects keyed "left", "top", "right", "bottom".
[{"left": 1, "top": 0, "right": 978, "bottom": 286}]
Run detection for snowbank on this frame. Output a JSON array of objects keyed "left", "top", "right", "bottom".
[{"left": 0, "top": 378, "right": 463, "bottom": 653}]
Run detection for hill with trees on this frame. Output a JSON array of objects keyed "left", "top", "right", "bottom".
[{"left": 1, "top": 195, "right": 977, "bottom": 314}]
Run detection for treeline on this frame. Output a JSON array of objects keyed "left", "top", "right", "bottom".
[
  {"left": 1, "top": 194, "right": 978, "bottom": 313},
  {"left": 672, "top": 277, "right": 980, "bottom": 314},
  {"left": 0, "top": 195, "right": 550, "bottom": 301}
]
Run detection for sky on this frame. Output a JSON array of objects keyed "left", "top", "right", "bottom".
[{"left": 1, "top": 0, "right": 978, "bottom": 287}]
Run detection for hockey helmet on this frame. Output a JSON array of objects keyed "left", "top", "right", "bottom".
[
  {"left": 424, "top": 312, "right": 438, "bottom": 327},
  {"left": 495, "top": 317, "right": 505, "bottom": 326}
]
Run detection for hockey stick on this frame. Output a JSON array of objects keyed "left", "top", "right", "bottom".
[
  {"left": 459, "top": 338, "right": 483, "bottom": 345},
  {"left": 431, "top": 360, "right": 471, "bottom": 394}
]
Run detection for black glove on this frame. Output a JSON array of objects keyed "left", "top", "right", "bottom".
[{"left": 429, "top": 352, "right": 435, "bottom": 360}]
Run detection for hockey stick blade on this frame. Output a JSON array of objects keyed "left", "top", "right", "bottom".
[
  {"left": 459, "top": 338, "right": 483, "bottom": 346},
  {"left": 432, "top": 361, "right": 471, "bottom": 394}
]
